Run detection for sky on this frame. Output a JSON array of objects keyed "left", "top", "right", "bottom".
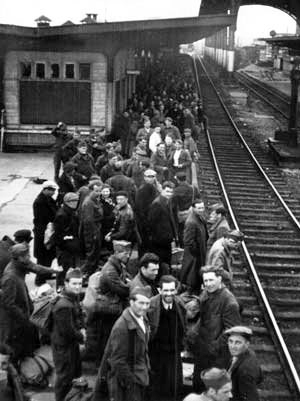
[{"left": 1, "top": 1, "right": 297, "bottom": 46}]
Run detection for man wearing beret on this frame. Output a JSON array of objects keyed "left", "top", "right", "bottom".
[
  {"left": 51, "top": 268, "right": 85, "bottom": 401},
  {"left": 207, "top": 204, "right": 230, "bottom": 250},
  {"left": 94, "top": 286, "right": 151, "bottom": 401},
  {"left": 191, "top": 266, "right": 241, "bottom": 393},
  {"left": 223, "top": 326, "right": 262, "bottom": 401},
  {"left": 206, "top": 230, "right": 244, "bottom": 288},
  {"left": 183, "top": 368, "right": 233, "bottom": 401}
]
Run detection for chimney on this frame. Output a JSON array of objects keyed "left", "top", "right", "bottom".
[
  {"left": 35, "top": 15, "right": 51, "bottom": 27},
  {"left": 81, "top": 13, "right": 98, "bottom": 24}
]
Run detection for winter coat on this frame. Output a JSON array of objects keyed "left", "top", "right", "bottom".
[
  {"left": 110, "top": 203, "right": 136, "bottom": 243},
  {"left": 99, "top": 255, "right": 129, "bottom": 301},
  {"left": 57, "top": 173, "right": 77, "bottom": 205},
  {"left": 71, "top": 152, "right": 95, "bottom": 188},
  {"left": 150, "top": 152, "right": 169, "bottom": 183},
  {"left": 0, "top": 236, "right": 14, "bottom": 279},
  {"left": 80, "top": 193, "right": 103, "bottom": 250},
  {"left": 105, "top": 174, "right": 136, "bottom": 206},
  {"left": 207, "top": 217, "right": 230, "bottom": 250},
  {"left": 53, "top": 205, "right": 80, "bottom": 254},
  {"left": 129, "top": 272, "right": 159, "bottom": 297},
  {"left": 206, "top": 238, "right": 234, "bottom": 285}
]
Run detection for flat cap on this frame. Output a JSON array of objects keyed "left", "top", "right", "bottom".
[
  {"left": 183, "top": 128, "right": 192, "bottom": 133},
  {"left": 225, "top": 326, "right": 253, "bottom": 340},
  {"left": 14, "top": 229, "right": 33, "bottom": 243},
  {"left": 144, "top": 169, "right": 157, "bottom": 177},
  {"left": 113, "top": 240, "right": 131, "bottom": 253},
  {"left": 10, "top": 243, "right": 29, "bottom": 258},
  {"left": 65, "top": 267, "right": 82, "bottom": 280},
  {"left": 226, "top": 229, "right": 244, "bottom": 242},
  {"left": 201, "top": 368, "right": 231, "bottom": 391},
  {"left": 63, "top": 192, "right": 79, "bottom": 203},
  {"left": 42, "top": 180, "right": 57, "bottom": 190},
  {"left": 165, "top": 116, "right": 173, "bottom": 122},
  {"left": 130, "top": 286, "right": 152, "bottom": 299}
]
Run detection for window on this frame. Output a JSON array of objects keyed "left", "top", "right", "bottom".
[
  {"left": 79, "top": 63, "right": 91, "bottom": 80},
  {"left": 20, "top": 62, "right": 31, "bottom": 78},
  {"left": 65, "top": 63, "right": 75, "bottom": 79},
  {"left": 51, "top": 63, "right": 60, "bottom": 78},
  {"left": 36, "top": 63, "right": 45, "bottom": 79}
]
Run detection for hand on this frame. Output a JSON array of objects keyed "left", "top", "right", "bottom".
[
  {"left": 80, "top": 328, "right": 87, "bottom": 343},
  {"left": 105, "top": 233, "right": 111, "bottom": 242},
  {"left": 52, "top": 265, "right": 64, "bottom": 273},
  {"left": 63, "top": 235, "right": 74, "bottom": 240}
]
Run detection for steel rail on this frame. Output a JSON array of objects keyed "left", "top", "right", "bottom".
[
  {"left": 193, "top": 55, "right": 300, "bottom": 398},
  {"left": 235, "top": 72, "right": 289, "bottom": 119},
  {"left": 198, "top": 56, "right": 300, "bottom": 232}
]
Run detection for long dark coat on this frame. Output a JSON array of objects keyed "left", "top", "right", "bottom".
[
  {"left": 0, "top": 236, "right": 14, "bottom": 279},
  {"left": 180, "top": 210, "right": 208, "bottom": 292},
  {"left": 94, "top": 308, "right": 150, "bottom": 401}
]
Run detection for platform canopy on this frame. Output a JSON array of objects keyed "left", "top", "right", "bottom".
[
  {"left": 261, "top": 35, "right": 300, "bottom": 52},
  {"left": 0, "top": 14, "right": 236, "bottom": 53}
]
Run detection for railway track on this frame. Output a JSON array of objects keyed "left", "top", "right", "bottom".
[{"left": 193, "top": 56, "right": 300, "bottom": 401}]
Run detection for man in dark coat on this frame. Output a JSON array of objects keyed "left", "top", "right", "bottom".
[
  {"left": 148, "top": 181, "right": 178, "bottom": 272},
  {"left": 135, "top": 169, "right": 160, "bottom": 256},
  {"left": 51, "top": 268, "right": 85, "bottom": 401},
  {"left": 223, "top": 326, "right": 262, "bottom": 401},
  {"left": 148, "top": 275, "right": 186, "bottom": 399},
  {"left": 94, "top": 286, "right": 152, "bottom": 401},
  {"left": 56, "top": 161, "right": 77, "bottom": 205},
  {"left": 0, "top": 244, "right": 38, "bottom": 365},
  {"left": 150, "top": 143, "right": 169, "bottom": 183},
  {"left": 130, "top": 253, "right": 159, "bottom": 297},
  {"left": 33, "top": 181, "right": 58, "bottom": 275},
  {"left": 181, "top": 199, "right": 208, "bottom": 293},
  {"left": 100, "top": 152, "right": 121, "bottom": 182},
  {"left": 71, "top": 141, "right": 95, "bottom": 189},
  {"left": 105, "top": 161, "right": 136, "bottom": 206},
  {"left": 52, "top": 122, "right": 71, "bottom": 182},
  {"left": 191, "top": 266, "right": 241, "bottom": 393},
  {"left": 53, "top": 192, "right": 81, "bottom": 288},
  {"left": 61, "top": 129, "right": 81, "bottom": 163},
  {"left": 80, "top": 181, "right": 103, "bottom": 277},
  {"left": 207, "top": 203, "right": 230, "bottom": 250}
]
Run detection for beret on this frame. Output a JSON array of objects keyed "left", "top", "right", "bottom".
[
  {"left": 14, "top": 229, "right": 32, "bottom": 242},
  {"left": 130, "top": 286, "right": 152, "bottom": 299}
]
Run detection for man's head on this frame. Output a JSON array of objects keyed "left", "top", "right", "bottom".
[
  {"left": 144, "top": 119, "right": 151, "bottom": 129},
  {"left": 10, "top": 243, "right": 30, "bottom": 265},
  {"left": 223, "top": 230, "right": 244, "bottom": 250},
  {"left": 201, "top": 368, "right": 232, "bottom": 401},
  {"left": 165, "top": 135, "right": 173, "bottom": 146},
  {"left": 42, "top": 181, "right": 57, "bottom": 197},
  {"left": 63, "top": 161, "right": 76, "bottom": 175},
  {"left": 107, "top": 152, "right": 119, "bottom": 166},
  {"left": 129, "top": 286, "right": 151, "bottom": 318},
  {"left": 209, "top": 203, "right": 227, "bottom": 224},
  {"left": 157, "top": 142, "right": 166, "bottom": 155},
  {"left": 73, "top": 130, "right": 81, "bottom": 141},
  {"left": 161, "top": 181, "right": 174, "bottom": 200},
  {"left": 225, "top": 326, "right": 252, "bottom": 358},
  {"left": 184, "top": 128, "right": 192, "bottom": 137},
  {"left": 138, "top": 138, "right": 147, "bottom": 149},
  {"left": 144, "top": 169, "right": 157, "bottom": 184},
  {"left": 14, "top": 229, "right": 33, "bottom": 244},
  {"left": 192, "top": 199, "right": 205, "bottom": 218},
  {"left": 65, "top": 268, "right": 83, "bottom": 295},
  {"left": 89, "top": 180, "right": 103, "bottom": 198},
  {"left": 175, "top": 171, "right": 187, "bottom": 183},
  {"left": 100, "top": 184, "right": 111, "bottom": 199},
  {"left": 165, "top": 117, "right": 172, "bottom": 127},
  {"left": 113, "top": 240, "right": 131, "bottom": 264},
  {"left": 159, "top": 275, "right": 177, "bottom": 304},
  {"left": 139, "top": 253, "right": 159, "bottom": 281},
  {"left": 175, "top": 139, "right": 183, "bottom": 150},
  {"left": 116, "top": 191, "right": 128, "bottom": 208},
  {"left": 201, "top": 266, "right": 223, "bottom": 293},
  {"left": 77, "top": 140, "right": 88, "bottom": 155},
  {"left": 63, "top": 192, "right": 79, "bottom": 210}
]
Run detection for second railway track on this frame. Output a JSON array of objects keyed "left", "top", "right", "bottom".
[{"left": 193, "top": 56, "right": 300, "bottom": 400}]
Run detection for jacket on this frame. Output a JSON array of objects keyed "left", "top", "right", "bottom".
[
  {"left": 53, "top": 205, "right": 80, "bottom": 253},
  {"left": 207, "top": 217, "right": 230, "bottom": 250},
  {"left": 173, "top": 182, "right": 200, "bottom": 211},
  {"left": 99, "top": 255, "right": 129, "bottom": 301},
  {"left": 110, "top": 203, "right": 136, "bottom": 243},
  {"left": 129, "top": 272, "right": 159, "bottom": 297},
  {"left": 150, "top": 152, "right": 169, "bottom": 182},
  {"left": 206, "top": 238, "right": 234, "bottom": 284},
  {"left": 80, "top": 193, "right": 103, "bottom": 248}
]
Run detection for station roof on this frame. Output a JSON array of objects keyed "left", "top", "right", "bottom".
[
  {"left": 260, "top": 35, "right": 300, "bottom": 51},
  {"left": 0, "top": 14, "right": 235, "bottom": 49}
]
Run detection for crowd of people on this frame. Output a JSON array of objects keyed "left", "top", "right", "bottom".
[{"left": 0, "top": 55, "right": 262, "bottom": 401}]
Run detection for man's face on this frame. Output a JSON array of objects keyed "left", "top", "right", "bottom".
[
  {"left": 154, "top": 126, "right": 161, "bottom": 134},
  {"left": 144, "top": 175, "right": 155, "bottom": 184},
  {"left": 78, "top": 145, "right": 87, "bottom": 155},
  {"left": 175, "top": 141, "right": 182, "bottom": 150},
  {"left": 65, "top": 199, "right": 78, "bottom": 210},
  {"left": 203, "top": 272, "right": 222, "bottom": 293},
  {"left": 101, "top": 188, "right": 110, "bottom": 198},
  {"left": 228, "top": 334, "right": 249, "bottom": 357},
  {"left": 116, "top": 195, "right": 128, "bottom": 208},
  {"left": 139, "top": 139, "right": 147, "bottom": 149},
  {"left": 116, "top": 250, "right": 131, "bottom": 264},
  {"left": 165, "top": 119, "right": 171, "bottom": 127},
  {"left": 130, "top": 294, "right": 150, "bottom": 317},
  {"left": 161, "top": 186, "right": 173, "bottom": 200},
  {"left": 65, "top": 278, "right": 83, "bottom": 295},
  {"left": 92, "top": 185, "right": 102, "bottom": 198},
  {"left": 224, "top": 238, "right": 240, "bottom": 250},
  {"left": 44, "top": 188, "right": 56, "bottom": 197},
  {"left": 193, "top": 202, "right": 205, "bottom": 218},
  {"left": 144, "top": 120, "right": 151, "bottom": 129},
  {"left": 73, "top": 132, "right": 80, "bottom": 140},
  {"left": 165, "top": 136, "right": 173, "bottom": 146},
  {"left": 210, "top": 382, "right": 233, "bottom": 401},
  {"left": 142, "top": 263, "right": 159, "bottom": 281},
  {"left": 160, "top": 281, "right": 176, "bottom": 304},
  {"left": 18, "top": 252, "right": 31, "bottom": 265},
  {"left": 157, "top": 144, "right": 165, "bottom": 155},
  {"left": 209, "top": 210, "right": 221, "bottom": 224}
]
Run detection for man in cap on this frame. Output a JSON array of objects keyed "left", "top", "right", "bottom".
[
  {"left": 105, "top": 161, "right": 136, "bottom": 206},
  {"left": 56, "top": 161, "right": 77, "bottom": 205},
  {"left": 33, "top": 181, "right": 58, "bottom": 280},
  {"left": 206, "top": 230, "right": 244, "bottom": 288},
  {"left": 184, "top": 368, "right": 232, "bottom": 401},
  {"left": 150, "top": 142, "right": 169, "bottom": 183},
  {"left": 51, "top": 268, "right": 85, "bottom": 401},
  {"left": 51, "top": 122, "right": 71, "bottom": 182},
  {"left": 130, "top": 253, "right": 160, "bottom": 297},
  {"left": 100, "top": 152, "right": 121, "bottom": 182},
  {"left": 148, "top": 275, "right": 186, "bottom": 399},
  {"left": 135, "top": 169, "right": 161, "bottom": 256},
  {"left": 71, "top": 140, "right": 96, "bottom": 189},
  {"left": 53, "top": 192, "right": 81, "bottom": 288},
  {"left": 223, "top": 326, "right": 262, "bottom": 401},
  {"left": 207, "top": 204, "right": 230, "bottom": 250},
  {"left": 162, "top": 116, "right": 181, "bottom": 141},
  {"left": 0, "top": 244, "right": 38, "bottom": 365},
  {"left": 191, "top": 265, "right": 241, "bottom": 393},
  {"left": 94, "top": 286, "right": 151, "bottom": 401},
  {"left": 95, "top": 240, "right": 131, "bottom": 364}
]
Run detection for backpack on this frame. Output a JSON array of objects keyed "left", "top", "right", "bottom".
[
  {"left": 64, "top": 378, "right": 93, "bottom": 401},
  {"left": 30, "top": 294, "right": 60, "bottom": 333},
  {"left": 19, "top": 354, "right": 51, "bottom": 388}
]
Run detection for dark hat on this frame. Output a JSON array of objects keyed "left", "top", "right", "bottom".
[
  {"left": 10, "top": 243, "right": 29, "bottom": 259},
  {"left": 226, "top": 229, "right": 244, "bottom": 242},
  {"left": 176, "top": 171, "right": 187, "bottom": 179},
  {"left": 65, "top": 268, "right": 82, "bottom": 281},
  {"left": 130, "top": 286, "right": 152, "bottom": 299},
  {"left": 77, "top": 140, "right": 87, "bottom": 148},
  {"left": 63, "top": 192, "right": 79, "bottom": 203},
  {"left": 225, "top": 326, "right": 253, "bottom": 340},
  {"left": 115, "top": 190, "right": 128, "bottom": 198},
  {"left": 113, "top": 240, "right": 131, "bottom": 253},
  {"left": 201, "top": 368, "right": 231, "bottom": 391},
  {"left": 107, "top": 151, "right": 117, "bottom": 160},
  {"left": 165, "top": 116, "right": 173, "bottom": 122},
  {"left": 63, "top": 161, "right": 76, "bottom": 173},
  {"left": 14, "top": 229, "right": 33, "bottom": 243}
]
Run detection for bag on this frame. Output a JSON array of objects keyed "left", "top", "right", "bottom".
[
  {"left": 44, "top": 222, "right": 55, "bottom": 250},
  {"left": 64, "top": 377, "right": 93, "bottom": 401},
  {"left": 30, "top": 294, "right": 60, "bottom": 332},
  {"left": 95, "top": 293, "right": 123, "bottom": 316},
  {"left": 82, "top": 270, "right": 102, "bottom": 313},
  {"left": 19, "top": 354, "right": 51, "bottom": 387}
]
